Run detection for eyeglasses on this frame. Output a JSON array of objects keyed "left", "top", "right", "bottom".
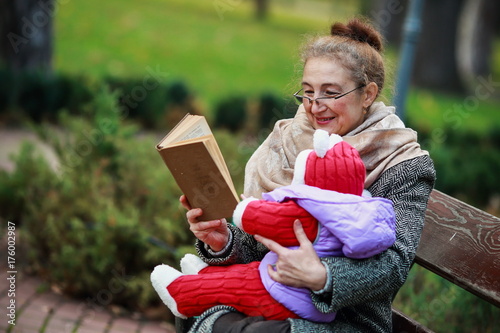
[{"left": 293, "top": 84, "right": 366, "bottom": 105}]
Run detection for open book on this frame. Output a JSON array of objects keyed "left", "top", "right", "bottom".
[{"left": 156, "top": 114, "right": 239, "bottom": 220}]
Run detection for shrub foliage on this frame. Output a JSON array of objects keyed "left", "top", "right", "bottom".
[
  {"left": 417, "top": 126, "right": 500, "bottom": 208},
  {"left": 0, "top": 69, "right": 200, "bottom": 129},
  {"left": 0, "top": 83, "right": 249, "bottom": 314}
]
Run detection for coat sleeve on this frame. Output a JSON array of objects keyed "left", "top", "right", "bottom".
[
  {"left": 194, "top": 223, "right": 268, "bottom": 266},
  {"left": 307, "top": 156, "right": 436, "bottom": 316}
]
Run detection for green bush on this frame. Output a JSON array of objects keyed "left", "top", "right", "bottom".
[
  {"left": 212, "top": 92, "right": 296, "bottom": 135},
  {"left": 0, "top": 69, "right": 200, "bottom": 130},
  {"left": 257, "top": 93, "right": 296, "bottom": 130},
  {"left": 0, "top": 83, "right": 249, "bottom": 315},
  {"left": 214, "top": 95, "right": 248, "bottom": 133},
  {"left": 0, "top": 69, "right": 94, "bottom": 124},
  {"left": 106, "top": 77, "right": 203, "bottom": 130},
  {"left": 394, "top": 265, "right": 499, "bottom": 332},
  {"left": 417, "top": 126, "right": 500, "bottom": 207}
]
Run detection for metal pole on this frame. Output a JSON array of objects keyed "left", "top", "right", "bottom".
[{"left": 393, "top": 0, "right": 425, "bottom": 123}]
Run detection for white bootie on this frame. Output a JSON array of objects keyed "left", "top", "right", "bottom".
[
  {"left": 150, "top": 264, "right": 186, "bottom": 319},
  {"left": 180, "top": 253, "right": 208, "bottom": 275}
]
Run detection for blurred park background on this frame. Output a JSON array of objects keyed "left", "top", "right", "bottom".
[{"left": 0, "top": 0, "right": 499, "bottom": 331}]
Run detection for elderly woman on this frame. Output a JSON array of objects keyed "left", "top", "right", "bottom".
[{"left": 180, "top": 18, "right": 436, "bottom": 333}]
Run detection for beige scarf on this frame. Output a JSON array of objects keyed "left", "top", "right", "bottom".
[{"left": 244, "top": 101, "right": 428, "bottom": 198}]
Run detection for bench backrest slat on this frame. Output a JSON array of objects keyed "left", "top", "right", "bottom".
[{"left": 415, "top": 190, "right": 500, "bottom": 307}]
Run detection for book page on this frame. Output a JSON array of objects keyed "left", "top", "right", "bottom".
[
  {"left": 203, "top": 139, "right": 237, "bottom": 197},
  {"left": 175, "top": 120, "right": 212, "bottom": 142},
  {"left": 158, "top": 115, "right": 212, "bottom": 147},
  {"left": 162, "top": 134, "right": 213, "bottom": 149}
]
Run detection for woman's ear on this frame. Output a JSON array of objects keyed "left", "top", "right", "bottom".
[{"left": 362, "top": 82, "right": 378, "bottom": 108}]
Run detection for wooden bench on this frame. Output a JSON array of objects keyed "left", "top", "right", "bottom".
[
  {"left": 392, "top": 189, "right": 500, "bottom": 332},
  {"left": 176, "top": 189, "right": 500, "bottom": 332}
]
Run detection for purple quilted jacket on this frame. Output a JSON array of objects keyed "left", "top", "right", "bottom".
[{"left": 259, "top": 184, "right": 396, "bottom": 322}]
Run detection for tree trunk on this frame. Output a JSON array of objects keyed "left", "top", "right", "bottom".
[
  {"left": 456, "top": 0, "right": 500, "bottom": 93},
  {"left": 412, "top": 0, "right": 465, "bottom": 94},
  {"left": 254, "top": 0, "right": 269, "bottom": 21},
  {"left": 367, "top": 0, "right": 408, "bottom": 46},
  {"left": 0, "top": 0, "right": 54, "bottom": 72}
]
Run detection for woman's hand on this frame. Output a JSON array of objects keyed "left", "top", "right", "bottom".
[
  {"left": 254, "top": 220, "right": 327, "bottom": 291},
  {"left": 180, "top": 195, "right": 230, "bottom": 252}
]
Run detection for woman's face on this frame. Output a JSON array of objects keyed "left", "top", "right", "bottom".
[{"left": 301, "top": 57, "right": 374, "bottom": 136}]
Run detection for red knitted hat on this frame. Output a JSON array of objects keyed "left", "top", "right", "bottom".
[{"left": 292, "top": 130, "right": 365, "bottom": 196}]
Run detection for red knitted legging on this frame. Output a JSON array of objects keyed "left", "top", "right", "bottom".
[{"left": 167, "top": 261, "right": 299, "bottom": 320}]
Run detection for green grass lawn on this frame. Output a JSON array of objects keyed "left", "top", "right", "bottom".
[
  {"left": 54, "top": 0, "right": 339, "bottom": 109},
  {"left": 54, "top": 0, "right": 500, "bottom": 133}
]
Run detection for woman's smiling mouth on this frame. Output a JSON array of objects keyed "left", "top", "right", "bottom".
[{"left": 316, "top": 117, "right": 335, "bottom": 124}]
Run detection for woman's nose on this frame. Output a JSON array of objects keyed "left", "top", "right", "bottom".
[{"left": 310, "top": 99, "right": 327, "bottom": 113}]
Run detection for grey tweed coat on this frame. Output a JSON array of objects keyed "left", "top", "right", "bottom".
[{"left": 189, "top": 155, "right": 436, "bottom": 333}]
